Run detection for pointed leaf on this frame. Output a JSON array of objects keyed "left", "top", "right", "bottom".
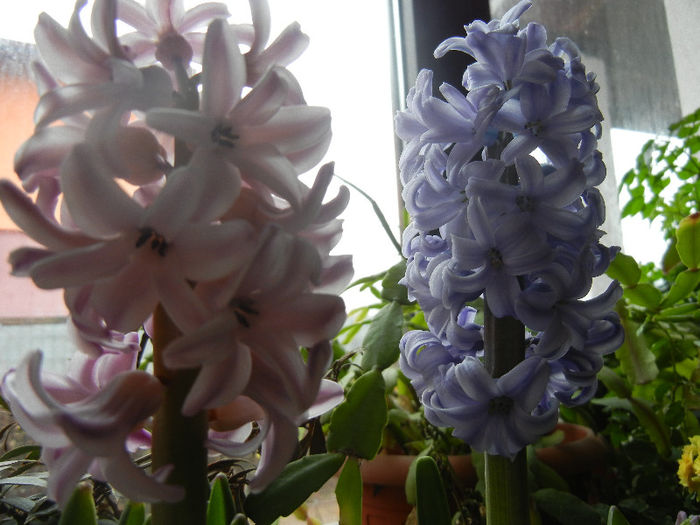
[
  {"left": 606, "top": 252, "right": 641, "bottom": 286},
  {"left": 361, "top": 302, "right": 403, "bottom": 371},
  {"left": 607, "top": 505, "right": 631, "bottom": 525},
  {"left": 244, "top": 453, "right": 344, "bottom": 525},
  {"left": 616, "top": 317, "right": 658, "bottom": 385},
  {"left": 118, "top": 502, "right": 146, "bottom": 525},
  {"left": 628, "top": 397, "right": 671, "bottom": 457},
  {"left": 335, "top": 458, "right": 362, "bottom": 525},
  {"left": 624, "top": 283, "right": 662, "bottom": 308},
  {"left": 58, "top": 484, "right": 97, "bottom": 525},
  {"left": 415, "top": 456, "right": 451, "bottom": 525},
  {"left": 380, "top": 261, "right": 410, "bottom": 304},
  {"left": 326, "top": 370, "right": 387, "bottom": 459},
  {"left": 677, "top": 213, "right": 700, "bottom": 269},
  {"left": 661, "top": 269, "right": 700, "bottom": 307},
  {"left": 533, "top": 489, "right": 602, "bottom": 525},
  {"left": 230, "top": 514, "right": 249, "bottom": 525},
  {"left": 207, "top": 474, "right": 236, "bottom": 525}
]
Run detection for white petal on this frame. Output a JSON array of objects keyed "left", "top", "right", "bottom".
[
  {"left": 60, "top": 145, "right": 142, "bottom": 238},
  {"left": 202, "top": 18, "right": 245, "bottom": 117}
]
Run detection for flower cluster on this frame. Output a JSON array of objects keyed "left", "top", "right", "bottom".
[
  {"left": 679, "top": 436, "right": 700, "bottom": 495},
  {"left": 397, "top": 1, "right": 623, "bottom": 458},
  {"left": 1, "top": 0, "right": 351, "bottom": 506}
]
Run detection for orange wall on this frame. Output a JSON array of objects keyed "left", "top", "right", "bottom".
[{"left": 0, "top": 76, "right": 38, "bottom": 229}]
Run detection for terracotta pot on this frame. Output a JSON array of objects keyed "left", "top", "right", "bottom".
[{"left": 359, "top": 423, "right": 608, "bottom": 524}]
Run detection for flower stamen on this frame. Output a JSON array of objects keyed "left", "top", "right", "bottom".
[{"left": 211, "top": 124, "right": 239, "bottom": 148}]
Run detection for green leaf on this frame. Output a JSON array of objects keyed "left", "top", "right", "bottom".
[
  {"left": 606, "top": 253, "right": 641, "bottom": 286},
  {"left": 380, "top": 261, "right": 410, "bottom": 304},
  {"left": 327, "top": 369, "right": 387, "bottom": 459},
  {"left": 230, "top": 514, "right": 248, "bottom": 525},
  {"left": 415, "top": 456, "right": 451, "bottom": 525},
  {"left": 597, "top": 366, "right": 632, "bottom": 398},
  {"left": 0, "top": 445, "right": 41, "bottom": 462},
  {"left": 606, "top": 505, "right": 631, "bottom": 525},
  {"left": 207, "top": 474, "right": 236, "bottom": 525},
  {"left": 58, "top": 484, "right": 97, "bottom": 525},
  {"left": 335, "top": 458, "right": 362, "bottom": 525},
  {"left": 615, "top": 317, "right": 658, "bottom": 384},
  {"left": 624, "top": 283, "right": 662, "bottom": 308},
  {"left": 244, "top": 453, "right": 344, "bottom": 525},
  {"left": 0, "top": 474, "right": 48, "bottom": 487},
  {"left": 533, "top": 489, "right": 602, "bottom": 525},
  {"left": 405, "top": 448, "right": 431, "bottom": 505},
  {"left": 361, "top": 301, "right": 403, "bottom": 371},
  {"left": 661, "top": 269, "right": 700, "bottom": 306},
  {"left": 119, "top": 502, "right": 146, "bottom": 525},
  {"left": 628, "top": 397, "right": 671, "bottom": 456},
  {"left": 676, "top": 213, "right": 700, "bottom": 269}
]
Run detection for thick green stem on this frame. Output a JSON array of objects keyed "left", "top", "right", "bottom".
[
  {"left": 483, "top": 303, "right": 529, "bottom": 525},
  {"left": 150, "top": 305, "right": 209, "bottom": 525}
]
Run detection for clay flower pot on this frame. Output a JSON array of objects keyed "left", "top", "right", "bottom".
[{"left": 359, "top": 423, "right": 607, "bottom": 524}]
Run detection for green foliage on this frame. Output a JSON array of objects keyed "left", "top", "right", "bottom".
[
  {"left": 593, "top": 107, "right": 700, "bottom": 523},
  {"left": 335, "top": 458, "right": 362, "bottom": 525},
  {"left": 620, "top": 106, "right": 700, "bottom": 237},
  {"left": 326, "top": 369, "right": 387, "bottom": 459},
  {"left": 58, "top": 484, "right": 97, "bottom": 525},
  {"left": 414, "top": 456, "right": 451, "bottom": 525},
  {"left": 243, "top": 453, "right": 345, "bottom": 525},
  {"left": 207, "top": 474, "right": 236, "bottom": 525}
]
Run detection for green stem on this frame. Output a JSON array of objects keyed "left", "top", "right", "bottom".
[
  {"left": 483, "top": 302, "right": 529, "bottom": 525},
  {"left": 150, "top": 305, "right": 209, "bottom": 525}
]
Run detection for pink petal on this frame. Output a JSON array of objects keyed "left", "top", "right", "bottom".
[
  {"left": 60, "top": 145, "right": 142, "bottom": 238},
  {"left": 152, "top": 264, "right": 210, "bottom": 333},
  {"left": 299, "top": 379, "right": 344, "bottom": 422},
  {"left": 47, "top": 447, "right": 93, "bottom": 507},
  {"left": 29, "top": 240, "right": 130, "bottom": 290},
  {"left": 201, "top": 18, "right": 245, "bottom": 117},
  {"left": 243, "top": 105, "right": 331, "bottom": 156},
  {"left": 178, "top": 3, "right": 231, "bottom": 33},
  {"left": 0, "top": 180, "right": 93, "bottom": 251},
  {"left": 232, "top": 144, "right": 302, "bottom": 207},
  {"left": 88, "top": 261, "right": 158, "bottom": 333},
  {"left": 175, "top": 220, "right": 255, "bottom": 281},
  {"left": 232, "top": 67, "right": 289, "bottom": 125},
  {"left": 247, "top": 0, "right": 271, "bottom": 56},
  {"left": 101, "top": 452, "right": 184, "bottom": 503},
  {"left": 14, "top": 125, "right": 84, "bottom": 180},
  {"left": 34, "top": 14, "right": 105, "bottom": 85},
  {"left": 182, "top": 351, "right": 252, "bottom": 416}
]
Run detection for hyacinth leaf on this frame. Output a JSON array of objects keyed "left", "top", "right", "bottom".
[
  {"left": 360, "top": 301, "right": 403, "bottom": 371},
  {"left": 119, "top": 502, "right": 146, "bottom": 525},
  {"left": 526, "top": 447, "right": 569, "bottom": 493},
  {"left": 415, "top": 456, "right": 451, "bottom": 525},
  {"left": 335, "top": 457, "right": 362, "bottom": 525},
  {"left": 405, "top": 448, "right": 431, "bottom": 505},
  {"left": 597, "top": 366, "right": 632, "bottom": 398},
  {"left": 607, "top": 505, "right": 631, "bottom": 525},
  {"left": 58, "top": 483, "right": 97, "bottom": 525},
  {"left": 206, "top": 474, "right": 236, "bottom": 525},
  {"left": 326, "top": 369, "right": 387, "bottom": 459},
  {"left": 244, "top": 453, "right": 344, "bottom": 525},
  {"left": 676, "top": 213, "right": 700, "bottom": 270},
  {"left": 380, "top": 261, "right": 410, "bottom": 304},
  {"left": 533, "top": 489, "right": 602, "bottom": 525},
  {"left": 623, "top": 283, "right": 662, "bottom": 308},
  {"left": 230, "top": 514, "right": 248, "bottom": 525},
  {"left": 628, "top": 397, "right": 671, "bottom": 457},
  {"left": 606, "top": 252, "right": 641, "bottom": 287},
  {"left": 660, "top": 269, "right": 700, "bottom": 308},
  {"left": 615, "top": 316, "right": 658, "bottom": 385}
]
